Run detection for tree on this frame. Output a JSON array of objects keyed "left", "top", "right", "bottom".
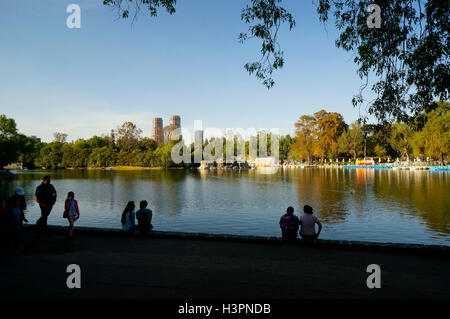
[
  {"left": 0, "top": 115, "right": 18, "bottom": 138},
  {"left": 314, "top": 110, "right": 346, "bottom": 161},
  {"left": 103, "top": 1, "right": 448, "bottom": 122},
  {"left": 114, "top": 121, "right": 142, "bottom": 152},
  {"left": 412, "top": 101, "right": 449, "bottom": 165},
  {"left": 103, "top": 0, "right": 295, "bottom": 89},
  {"left": 389, "top": 122, "right": 414, "bottom": 160},
  {"left": 16, "top": 135, "right": 42, "bottom": 168},
  {"left": 279, "top": 134, "right": 294, "bottom": 161},
  {"left": 291, "top": 115, "right": 317, "bottom": 164},
  {"left": 53, "top": 132, "right": 68, "bottom": 144},
  {"left": 338, "top": 121, "right": 364, "bottom": 160},
  {"left": 317, "top": 0, "right": 449, "bottom": 122}
]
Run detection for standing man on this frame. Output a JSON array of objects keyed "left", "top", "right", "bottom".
[{"left": 35, "top": 176, "right": 57, "bottom": 230}]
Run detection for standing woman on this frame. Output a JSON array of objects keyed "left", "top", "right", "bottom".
[
  {"left": 63, "top": 192, "right": 80, "bottom": 239},
  {"left": 121, "top": 201, "right": 135, "bottom": 233}
]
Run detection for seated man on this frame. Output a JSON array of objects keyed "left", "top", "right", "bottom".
[
  {"left": 279, "top": 206, "right": 299, "bottom": 241},
  {"left": 299, "top": 205, "right": 322, "bottom": 240},
  {"left": 135, "top": 200, "right": 153, "bottom": 233}
]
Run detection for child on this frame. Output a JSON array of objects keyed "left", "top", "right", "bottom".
[
  {"left": 299, "top": 205, "right": 322, "bottom": 240},
  {"left": 63, "top": 192, "right": 80, "bottom": 239}
]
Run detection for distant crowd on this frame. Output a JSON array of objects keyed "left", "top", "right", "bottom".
[{"left": 1, "top": 175, "right": 322, "bottom": 252}]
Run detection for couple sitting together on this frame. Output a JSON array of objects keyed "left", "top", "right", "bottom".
[{"left": 279, "top": 205, "right": 322, "bottom": 241}]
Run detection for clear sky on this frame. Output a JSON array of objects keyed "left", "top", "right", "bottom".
[{"left": 0, "top": 0, "right": 375, "bottom": 142}]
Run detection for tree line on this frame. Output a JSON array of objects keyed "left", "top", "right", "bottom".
[
  {"left": 0, "top": 101, "right": 448, "bottom": 169},
  {"left": 290, "top": 102, "right": 449, "bottom": 165}
]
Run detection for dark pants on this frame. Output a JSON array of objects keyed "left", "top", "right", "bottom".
[
  {"left": 281, "top": 230, "right": 298, "bottom": 242},
  {"left": 36, "top": 205, "right": 53, "bottom": 228},
  {"left": 11, "top": 226, "right": 22, "bottom": 249},
  {"left": 300, "top": 233, "right": 319, "bottom": 240}
]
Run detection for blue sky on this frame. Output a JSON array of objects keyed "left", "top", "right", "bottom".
[{"left": 0, "top": 0, "right": 374, "bottom": 142}]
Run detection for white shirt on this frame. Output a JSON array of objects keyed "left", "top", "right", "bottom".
[
  {"left": 122, "top": 210, "right": 135, "bottom": 231},
  {"left": 300, "top": 214, "right": 319, "bottom": 236}
]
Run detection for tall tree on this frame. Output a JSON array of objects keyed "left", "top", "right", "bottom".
[
  {"left": 317, "top": 0, "right": 449, "bottom": 121},
  {"left": 389, "top": 122, "right": 414, "bottom": 160},
  {"left": 314, "top": 110, "right": 346, "bottom": 161},
  {"left": 0, "top": 115, "right": 19, "bottom": 167},
  {"left": 114, "top": 121, "right": 143, "bottom": 152},
  {"left": 412, "top": 101, "right": 449, "bottom": 165},
  {"left": 53, "top": 132, "right": 68, "bottom": 144},
  {"left": 338, "top": 121, "right": 364, "bottom": 160},
  {"left": 292, "top": 115, "right": 317, "bottom": 164}
]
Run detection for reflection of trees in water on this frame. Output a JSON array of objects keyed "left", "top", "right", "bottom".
[
  {"left": 293, "top": 168, "right": 350, "bottom": 225},
  {"left": 373, "top": 170, "right": 449, "bottom": 236}
]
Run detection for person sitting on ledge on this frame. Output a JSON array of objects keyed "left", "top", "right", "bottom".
[
  {"left": 121, "top": 201, "right": 136, "bottom": 233},
  {"left": 136, "top": 200, "right": 153, "bottom": 233},
  {"left": 279, "top": 206, "right": 299, "bottom": 241},
  {"left": 299, "top": 205, "right": 322, "bottom": 240}
]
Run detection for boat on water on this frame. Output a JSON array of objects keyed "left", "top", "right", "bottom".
[{"left": 356, "top": 158, "right": 375, "bottom": 166}]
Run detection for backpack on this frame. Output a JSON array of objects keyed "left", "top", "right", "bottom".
[{"left": 280, "top": 213, "right": 297, "bottom": 230}]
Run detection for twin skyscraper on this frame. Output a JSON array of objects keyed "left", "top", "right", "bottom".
[{"left": 151, "top": 115, "right": 181, "bottom": 144}]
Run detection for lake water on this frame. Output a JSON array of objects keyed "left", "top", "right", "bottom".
[{"left": 1, "top": 168, "right": 448, "bottom": 246}]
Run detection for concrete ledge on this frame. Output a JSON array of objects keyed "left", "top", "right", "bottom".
[{"left": 23, "top": 224, "right": 450, "bottom": 257}]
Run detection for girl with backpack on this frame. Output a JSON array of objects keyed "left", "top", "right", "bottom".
[{"left": 63, "top": 192, "right": 80, "bottom": 239}]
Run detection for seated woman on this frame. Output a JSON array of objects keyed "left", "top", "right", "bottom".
[
  {"left": 299, "top": 205, "right": 322, "bottom": 240},
  {"left": 121, "top": 201, "right": 136, "bottom": 233}
]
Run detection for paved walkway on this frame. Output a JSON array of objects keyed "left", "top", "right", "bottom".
[{"left": 1, "top": 228, "right": 449, "bottom": 299}]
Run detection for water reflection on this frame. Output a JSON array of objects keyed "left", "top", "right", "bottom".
[{"left": 0, "top": 168, "right": 448, "bottom": 245}]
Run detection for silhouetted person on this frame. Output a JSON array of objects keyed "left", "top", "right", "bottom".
[
  {"left": 0, "top": 196, "right": 11, "bottom": 252},
  {"left": 8, "top": 193, "right": 28, "bottom": 250},
  {"left": 35, "top": 176, "right": 57, "bottom": 230},
  {"left": 63, "top": 192, "right": 80, "bottom": 239},
  {"left": 136, "top": 200, "right": 153, "bottom": 233},
  {"left": 8, "top": 187, "right": 27, "bottom": 214},
  {"left": 121, "top": 201, "right": 136, "bottom": 233},
  {"left": 279, "top": 206, "right": 299, "bottom": 241},
  {"left": 299, "top": 205, "right": 322, "bottom": 240}
]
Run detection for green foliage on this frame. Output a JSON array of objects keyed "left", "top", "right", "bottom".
[
  {"left": 317, "top": 0, "right": 449, "bottom": 121},
  {"left": 240, "top": 0, "right": 296, "bottom": 88},
  {"left": 412, "top": 101, "right": 449, "bottom": 165},
  {"left": 338, "top": 121, "right": 364, "bottom": 159},
  {"left": 389, "top": 122, "right": 414, "bottom": 159}
]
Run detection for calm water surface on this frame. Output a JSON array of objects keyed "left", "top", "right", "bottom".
[{"left": 1, "top": 168, "right": 448, "bottom": 245}]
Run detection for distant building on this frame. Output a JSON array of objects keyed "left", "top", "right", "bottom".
[
  {"left": 151, "top": 117, "right": 164, "bottom": 144},
  {"left": 194, "top": 130, "right": 204, "bottom": 146},
  {"left": 169, "top": 115, "right": 181, "bottom": 141}
]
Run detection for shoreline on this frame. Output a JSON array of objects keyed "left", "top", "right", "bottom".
[{"left": 23, "top": 225, "right": 450, "bottom": 256}]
